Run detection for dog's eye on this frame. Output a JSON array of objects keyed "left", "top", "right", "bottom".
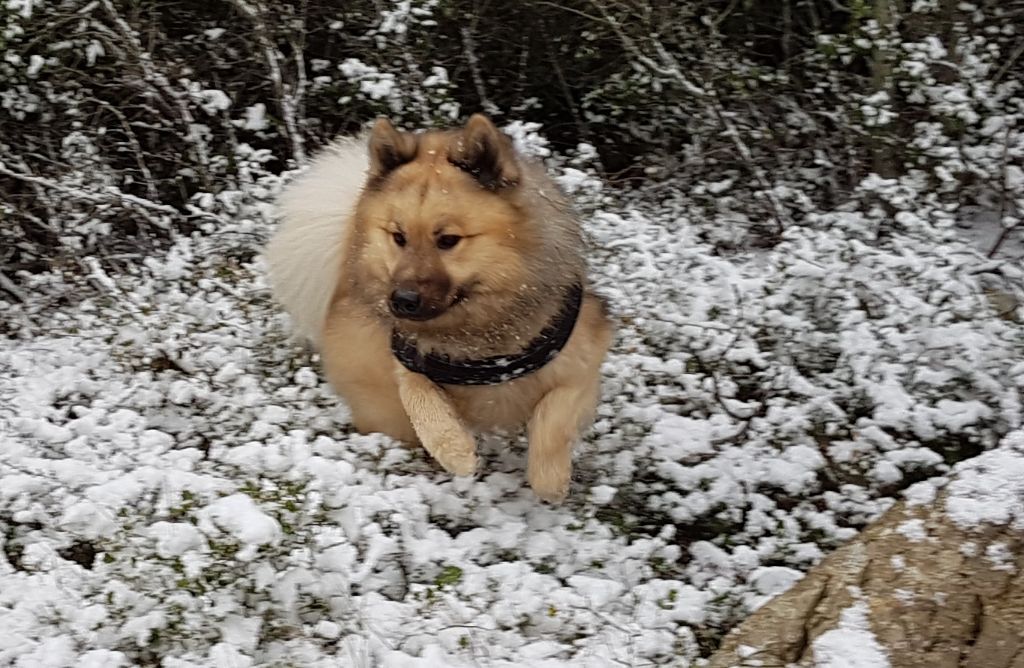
[
  {"left": 437, "top": 234, "right": 461, "bottom": 250},
  {"left": 392, "top": 232, "right": 407, "bottom": 247}
]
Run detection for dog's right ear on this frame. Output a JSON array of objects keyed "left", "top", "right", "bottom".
[
  {"left": 367, "top": 118, "right": 417, "bottom": 182},
  {"left": 449, "top": 114, "right": 520, "bottom": 191}
]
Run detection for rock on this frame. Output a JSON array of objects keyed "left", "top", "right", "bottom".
[{"left": 709, "top": 485, "right": 1024, "bottom": 667}]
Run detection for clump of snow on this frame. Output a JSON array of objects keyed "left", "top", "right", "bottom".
[
  {"left": 903, "top": 480, "right": 940, "bottom": 506},
  {"left": 984, "top": 543, "right": 1016, "bottom": 572},
  {"left": 243, "top": 103, "right": 268, "bottom": 131},
  {"left": 197, "top": 489, "right": 280, "bottom": 549},
  {"left": 589, "top": 485, "right": 617, "bottom": 504},
  {"left": 895, "top": 519, "right": 930, "bottom": 543},
  {"left": 812, "top": 598, "right": 891, "bottom": 668},
  {"left": 502, "top": 120, "right": 552, "bottom": 158},
  {"left": 749, "top": 566, "right": 803, "bottom": 594},
  {"left": 945, "top": 430, "right": 1024, "bottom": 530}
]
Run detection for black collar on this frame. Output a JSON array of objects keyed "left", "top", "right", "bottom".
[{"left": 391, "top": 283, "right": 584, "bottom": 386}]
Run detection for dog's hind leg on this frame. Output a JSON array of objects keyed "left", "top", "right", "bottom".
[
  {"left": 395, "top": 366, "right": 478, "bottom": 477},
  {"left": 526, "top": 378, "right": 601, "bottom": 504}
]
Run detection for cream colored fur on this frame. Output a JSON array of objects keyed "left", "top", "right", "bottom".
[{"left": 264, "top": 135, "right": 368, "bottom": 345}]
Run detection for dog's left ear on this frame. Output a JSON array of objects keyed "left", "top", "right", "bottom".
[
  {"left": 449, "top": 114, "right": 521, "bottom": 191},
  {"left": 368, "top": 117, "right": 418, "bottom": 182}
]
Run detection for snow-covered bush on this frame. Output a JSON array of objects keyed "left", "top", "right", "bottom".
[
  {"left": 3, "top": 0, "right": 1022, "bottom": 283},
  {"left": 3, "top": 174, "right": 1021, "bottom": 663}
]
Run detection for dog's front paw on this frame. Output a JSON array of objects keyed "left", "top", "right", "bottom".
[
  {"left": 426, "top": 430, "right": 478, "bottom": 477},
  {"left": 528, "top": 455, "right": 571, "bottom": 504},
  {"left": 434, "top": 447, "right": 478, "bottom": 477}
]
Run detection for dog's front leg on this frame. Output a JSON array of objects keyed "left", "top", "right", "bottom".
[
  {"left": 527, "top": 381, "right": 600, "bottom": 503},
  {"left": 395, "top": 366, "right": 478, "bottom": 476}
]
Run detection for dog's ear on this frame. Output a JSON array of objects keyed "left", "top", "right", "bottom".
[
  {"left": 449, "top": 114, "right": 520, "bottom": 191},
  {"left": 368, "top": 117, "right": 417, "bottom": 182}
]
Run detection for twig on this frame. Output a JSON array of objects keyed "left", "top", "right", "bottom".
[
  {"left": 229, "top": 0, "right": 307, "bottom": 164},
  {"left": 585, "top": 1, "right": 706, "bottom": 97},
  {"left": 87, "top": 96, "right": 160, "bottom": 200},
  {"left": 993, "top": 38, "right": 1024, "bottom": 85},
  {"left": 988, "top": 219, "right": 1022, "bottom": 260},
  {"left": 988, "top": 126, "right": 1019, "bottom": 258},
  {"left": 582, "top": 0, "right": 791, "bottom": 232},
  {"left": 0, "top": 161, "right": 171, "bottom": 214},
  {"left": 710, "top": 419, "right": 752, "bottom": 446},
  {"left": 292, "top": 0, "right": 310, "bottom": 135},
  {"left": 461, "top": 25, "right": 498, "bottom": 115},
  {"left": 544, "top": 26, "right": 595, "bottom": 155},
  {"left": 708, "top": 0, "right": 742, "bottom": 32},
  {"left": 8, "top": 155, "right": 59, "bottom": 226},
  {"left": 0, "top": 160, "right": 223, "bottom": 226},
  {"left": 4, "top": 206, "right": 60, "bottom": 239},
  {"left": 0, "top": 270, "right": 28, "bottom": 303},
  {"left": 98, "top": 0, "right": 213, "bottom": 186},
  {"left": 706, "top": 96, "right": 792, "bottom": 234}
]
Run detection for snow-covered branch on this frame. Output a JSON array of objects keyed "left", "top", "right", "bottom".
[{"left": 228, "top": 0, "right": 308, "bottom": 165}]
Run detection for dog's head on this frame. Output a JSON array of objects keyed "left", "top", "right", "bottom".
[{"left": 354, "top": 114, "right": 536, "bottom": 331}]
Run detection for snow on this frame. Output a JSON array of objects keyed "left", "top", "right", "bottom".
[
  {"left": 148, "top": 522, "right": 207, "bottom": 558},
  {"left": 242, "top": 103, "right": 268, "bottom": 131},
  {"left": 0, "top": 145, "right": 1022, "bottom": 667},
  {"left": 812, "top": 599, "right": 891, "bottom": 668},
  {"left": 945, "top": 431, "right": 1024, "bottom": 530},
  {"left": 588, "top": 485, "right": 617, "bottom": 504},
  {"left": 984, "top": 543, "right": 1016, "bottom": 572},
  {"left": 903, "top": 480, "right": 939, "bottom": 506},
  {"left": 895, "top": 519, "right": 930, "bottom": 543},
  {"left": 198, "top": 89, "right": 231, "bottom": 114},
  {"left": 748, "top": 566, "right": 804, "bottom": 597},
  {"left": 3, "top": 0, "right": 1024, "bottom": 660},
  {"left": 339, "top": 59, "right": 397, "bottom": 100}
]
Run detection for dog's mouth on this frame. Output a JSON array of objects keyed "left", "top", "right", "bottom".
[{"left": 392, "top": 309, "right": 439, "bottom": 322}]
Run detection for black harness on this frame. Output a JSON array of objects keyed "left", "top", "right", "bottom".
[{"left": 391, "top": 284, "right": 584, "bottom": 386}]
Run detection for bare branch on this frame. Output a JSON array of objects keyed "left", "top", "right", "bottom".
[
  {"left": 461, "top": 25, "right": 498, "bottom": 115},
  {"left": 98, "top": 0, "right": 213, "bottom": 186},
  {"left": 0, "top": 161, "right": 226, "bottom": 227},
  {"left": 0, "top": 270, "right": 29, "bottom": 303},
  {"left": 86, "top": 96, "right": 160, "bottom": 201},
  {"left": 988, "top": 127, "right": 1019, "bottom": 259},
  {"left": 229, "top": 0, "right": 307, "bottom": 165}
]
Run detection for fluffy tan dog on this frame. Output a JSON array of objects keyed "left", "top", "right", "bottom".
[{"left": 265, "top": 114, "right": 612, "bottom": 502}]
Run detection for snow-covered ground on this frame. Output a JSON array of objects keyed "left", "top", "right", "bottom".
[{"left": 2, "top": 161, "right": 1023, "bottom": 666}]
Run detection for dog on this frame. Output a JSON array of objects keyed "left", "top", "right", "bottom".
[{"left": 265, "top": 114, "right": 613, "bottom": 502}]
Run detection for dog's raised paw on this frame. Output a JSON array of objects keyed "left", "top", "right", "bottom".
[
  {"left": 428, "top": 436, "right": 478, "bottom": 477},
  {"left": 531, "top": 482, "right": 569, "bottom": 504},
  {"left": 436, "top": 449, "right": 477, "bottom": 477},
  {"left": 528, "top": 462, "right": 570, "bottom": 504}
]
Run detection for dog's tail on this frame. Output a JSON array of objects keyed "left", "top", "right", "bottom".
[{"left": 265, "top": 135, "right": 370, "bottom": 345}]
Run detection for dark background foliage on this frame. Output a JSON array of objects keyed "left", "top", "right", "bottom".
[{"left": 1, "top": 0, "right": 1022, "bottom": 286}]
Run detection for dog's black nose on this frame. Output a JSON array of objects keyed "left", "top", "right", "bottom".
[{"left": 389, "top": 288, "right": 423, "bottom": 317}]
